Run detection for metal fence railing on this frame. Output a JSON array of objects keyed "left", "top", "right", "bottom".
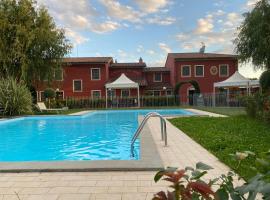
[{"left": 45, "top": 93, "right": 245, "bottom": 109}]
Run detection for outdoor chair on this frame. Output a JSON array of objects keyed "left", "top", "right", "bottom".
[{"left": 36, "top": 102, "right": 68, "bottom": 113}]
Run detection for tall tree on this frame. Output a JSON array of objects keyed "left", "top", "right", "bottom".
[
  {"left": 0, "top": 0, "right": 72, "bottom": 85},
  {"left": 235, "top": 0, "right": 270, "bottom": 70}
]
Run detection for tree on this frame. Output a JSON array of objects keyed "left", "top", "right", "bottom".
[
  {"left": 0, "top": 0, "right": 72, "bottom": 85},
  {"left": 260, "top": 70, "right": 270, "bottom": 93},
  {"left": 235, "top": 0, "right": 270, "bottom": 70}
]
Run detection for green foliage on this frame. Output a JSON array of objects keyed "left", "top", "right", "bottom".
[
  {"left": 242, "top": 93, "right": 270, "bottom": 122},
  {"left": 174, "top": 81, "right": 201, "bottom": 95},
  {"left": 260, "top": 70, "right": 270, "bottom": 93},
  {"left": 235, "top": 0, "right": 270, "bottom": 70},
  {"left": 0, "top": 0, "right": 72, "bottom": 85},
  {"left": 44, "top": 88, "right": 56, "bottom": 99},
  {"left": 244, "top": 96, "right": 257, "bottom": 118},
  {"left": 169, "top": 116, "right": 270, "bottom": 180},
  {"left": 153, "top": 164, "right": 216, "bottom": 200},
  {"left": 0, "top": 77, "right": 32, "bottom": 116},
  {"left": 153, "top": 152, "right": 270, "bottom": 200}
]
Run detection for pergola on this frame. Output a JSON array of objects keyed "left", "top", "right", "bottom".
[
  {"left": 105, "top": 73, "right": 140, "bottom": 108},
  {"left": 213, "top": 71, "right": 260, "bottom": 106}
]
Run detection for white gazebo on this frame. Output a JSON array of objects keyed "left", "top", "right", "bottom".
[
  {"left": 213, "top": 71, "right": 260, "bottom": 106},
  {"left": 105, "top": 73, "right": 140, "bottom": 108}
]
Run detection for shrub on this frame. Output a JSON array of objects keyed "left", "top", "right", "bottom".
[
  {"left": 260, "top": 70, "right": 270, "bottom": 93},
  {"left": 0, "top": 77, "right": 32, "bottom": 116},
  {"left": 44, "top": 88, "right": 56, "bottom": 99},
  {"left": 153, "top": 150, "right": 270, "bottom": 200},
  {"left": 44, "top": 88, "right": 56, "bottom": 108},
  {"left": 243, "top": 96, "right": 257, "bottom": 118}
]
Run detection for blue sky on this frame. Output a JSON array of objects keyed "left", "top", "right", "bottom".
[{"left": 37, "top": 0, "right": 263, "bottom": 78}]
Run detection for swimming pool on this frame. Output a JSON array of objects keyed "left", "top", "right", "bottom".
[{"left": 0, "top": 109, "right": 194, "bottom": 162}]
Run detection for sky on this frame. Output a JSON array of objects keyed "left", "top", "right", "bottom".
[{"left": 37, "top": 0, "right": 264, "bottom": 78}]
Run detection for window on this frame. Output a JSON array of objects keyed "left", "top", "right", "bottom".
[
  {"left": 121, "top": 89, "right": 130, "bottom": 97},
  {"left": 54, "top": 69, "right": 63, "bottom": 81},
  {"left": 195, "top": 65, "right": 204, "bottom": 77},
  {"left": 108, "top": 89, "right": 115, "bottom": 98},
  {"left": 154, "top": 72, "right": 162, "bottom": 82},
  {"left": 219, "top": 64, "right": 229, "bottom": 77},
  {"left": 153, "top": 90, "right": 161, "bottom": 96},
  {"left": 91, "top": 68, "right": 100, "bottom": 80},
  {"left": 56, "top": 91, "right": 64, "bottom": 100},
  {"left": 181, "top": 65, "right": 191, "bottom": 77},
  {"left": 73, "top": 80, "right": 82, "bottom": 92},
  {"left": 91, "top": 90, "right": 101, "bottom": 99},
  {"left": 166, "top": 90, "right": 173, "bottom": 96}
]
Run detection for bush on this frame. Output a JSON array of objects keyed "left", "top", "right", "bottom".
[
  {"left": 260, "top": 70, "right": 270, "bottom": 93},
  {"left": 44, "top": 88, "right": 56, "bottom": 99},
  {"left": 244, "top": 96, "right": 257, "bottom": 118},
  {"left": 0, "top": 77, "right": 32, "bottom": 116},
  {"left": 153, "top": 151, "right": 270, "bottom": 200}
]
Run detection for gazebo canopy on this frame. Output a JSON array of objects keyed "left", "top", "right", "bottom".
[
  {"left": 214, "top": 71, "right": 259, "bottom": 88},
  {"left": 105, "top": 73, "right": 139, "bottom": 89}
]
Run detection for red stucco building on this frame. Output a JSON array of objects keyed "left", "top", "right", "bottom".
[{"left": 36, "top": 52, "right": 238, "bottom": 104}]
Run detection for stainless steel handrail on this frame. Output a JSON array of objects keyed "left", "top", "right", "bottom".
[{"left": 131, "top": 112, "right": 167, "bottom": 157}]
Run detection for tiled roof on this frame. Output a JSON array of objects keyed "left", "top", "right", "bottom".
[
  {"left": 143, "top": 67, "right": 170, "bottom": 72},
  {"left": 168, "top": 53, "right": 237, "bottom": 59},
  {"left": 110, "top": 63, "right": 146, "bottom": 68},
  {"left": 63, "top": 57, "right": 113, "bottom": 63}
]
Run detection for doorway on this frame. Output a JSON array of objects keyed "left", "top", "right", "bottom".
[{"left": 188, "top": 88, "right": 195, "bottom": 106}]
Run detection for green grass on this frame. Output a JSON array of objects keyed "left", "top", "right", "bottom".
[
  {"left": 169, "top": 115, "right": 270, "bottom": 180},
  {"left": 192, "top": 106, "right": 246, "bottom": 116}
]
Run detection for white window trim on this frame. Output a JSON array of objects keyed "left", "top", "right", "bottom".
[
  {"left": 39, "top": 91, "right": 44, "bottom": 102},
  {"left": 153, "top": 72, "right": 162, "bottom": 82},
  {"left": 219, "top": 64, "right": 229, "bottom": 77},
  {"left": 149, "top": 90, "right": 161, "bottom": 96},
  {"left": 181, "top": 65, "right": 191, "bottom": 77},
  {"left": 91, "top": 90, "right": 101, "bottom": 99},
  {"left": 73, "top": 79, "right": 83, "bottom": 92},
  {"left": 91, "top": 68, "right": 101, "bottom": 80},
  {"left": 194, "top": 65, "right": 204, "bottom": 77},
  {"left": 121, "top": 89, "right": 130, "bottom": 98},
  {"left": 54, "top": 69, "right": 64, "bottom": 81}
]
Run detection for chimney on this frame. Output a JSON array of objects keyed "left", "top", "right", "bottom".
[
  {"left": 139, "top": 57, "right": 143, "bottom": 63},
  {"left": 199, "top": 42, "right": 206, "bottom": 53},
  {"left": 115, "top": 59, "right": 118, "bottom": 63}
]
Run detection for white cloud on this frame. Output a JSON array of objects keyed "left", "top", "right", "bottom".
[
  {"left": 98, "top": 0, "right": 142, "bottom": 23},
  {"left": 65, "top": 28, "right": 89, "bottom": 45},
  {"left": 246, "top": 0, "right": 260, "bottom": 9},
  {"left": 158, "top": 43, "right": 172, "bottom": 53},
  {"left": 90, "top": 21, "right": 121, "bottom": 34},
  {"left": 194, "top": 15, "right": 214, "bottom": 34},
  {"left": 147, "top": 16, "right": 176, "bottom": 25},
  {"left": 137, "top": 45, "right": 144, "bottom": 53},
  {"left": 135, "top": 0, "right": 169, "bottom": 13},
  {"left": 147, "top": 50, "right": 155, "bottom": 55},
  {"left": 37, "top": 0, "right": 120, "bottom": 35}
]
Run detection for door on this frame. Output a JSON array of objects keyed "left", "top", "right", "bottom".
[{"left": 188, "top": 90, "right": 195, "bottom": 106}]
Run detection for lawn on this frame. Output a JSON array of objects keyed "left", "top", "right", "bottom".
[
  {"left": 169, "top": 115, "right": 270, "bottom": 180},
  {"left": 192, "top": 106, "right": 246, "bottom": 116}
]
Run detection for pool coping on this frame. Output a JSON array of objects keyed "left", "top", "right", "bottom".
[{"left": 0, "top": 118, "right": 164, "bottom": 172}]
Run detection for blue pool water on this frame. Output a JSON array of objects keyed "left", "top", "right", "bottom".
[{"left": 0, "top": 109, "right": 194, "bottom": 162}]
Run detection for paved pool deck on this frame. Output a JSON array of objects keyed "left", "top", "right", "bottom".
[{"left": 0, "top": 109, "right": 240, "bottom": 200}]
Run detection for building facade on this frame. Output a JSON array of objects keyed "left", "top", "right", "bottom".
[{"left": 36, "top": 53, "right": 238, "bottom": 104}]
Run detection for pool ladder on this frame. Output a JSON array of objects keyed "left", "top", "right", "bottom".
[{"left": 130, "top": 112, "right": 167, "bottom": 157}]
